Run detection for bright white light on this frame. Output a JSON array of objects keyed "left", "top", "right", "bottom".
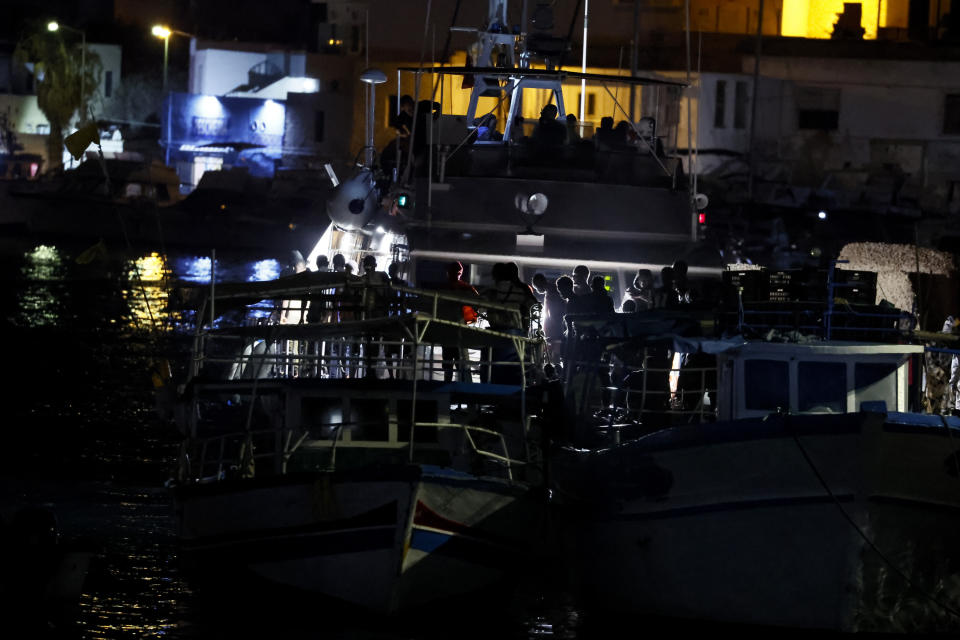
[
  {"left": 151, "top": 25, "right": 171, "bottom": 39},
  {"left": 376, "top": 226, "right": 385, "bottom": 234},
  {"left": 259, "top": 99, "right": 285, "bottom": 131},
  {"left": 47, "top": 21, "right": 59, "bottom": 32},
  {"left": 178, "top": 256, "right": 213, "bottom": 283},
  {"left": 818, "top": 210, "right": 827, "bottom": 220},
  {"left": 196, "top": 95, "right": 224, "bottom": 118},
  {"left": 249, "top": 259, "right": 281, "bottom": 282},
  {"left": 306, "top": 225, "right": 334, "bottom": 271}
]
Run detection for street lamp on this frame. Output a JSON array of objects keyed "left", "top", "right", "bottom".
[
  {"left": 47, "top": 20, "right": 86, "bottom": 121},
  {"left": 151, "top": 25, "right": 192, "bottom": 92}
]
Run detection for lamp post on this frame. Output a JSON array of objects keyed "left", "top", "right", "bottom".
[
  {"left": 152, "top": 26, "right": 193, "bottom": 92},
  {"left": 47, "top": 21, "right": 85, "bottom": 121},
  {"left": 151, "top": 25, "right": 171, "bottom": 91}
]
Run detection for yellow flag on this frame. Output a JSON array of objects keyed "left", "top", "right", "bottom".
[{"left": 64, "top": 122, "right": 101, "bottom": 161}]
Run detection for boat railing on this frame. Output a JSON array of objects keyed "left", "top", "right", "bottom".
[
  {"left": 194, "top": 332, "right": 541, "bottom": 383},
  {"left": 567, "top": 358, "right": 718, "bottom": 422},
  {"left": 177, "top": 416, "right": 527, "bottom": 484},
  {"left": 188, "top": 279, "right": 544, "bottom": 383},
  {"left": 177, "top": 427, "right": 309, "bottom": 484}
]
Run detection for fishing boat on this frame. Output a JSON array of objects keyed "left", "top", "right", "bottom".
[
  {"left": 550, "top": 263, "right": 960, "bottom": 632},
  {"left": 168, "top": 269, "right": 550, "bottom": 613}
]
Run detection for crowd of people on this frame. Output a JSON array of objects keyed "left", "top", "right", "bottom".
[{"left": 275, "top": 252, "right": 697, "bottom": 387}]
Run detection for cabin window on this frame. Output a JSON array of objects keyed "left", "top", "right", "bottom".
[
  {"left": 714, "top": 80, "right": 727, "bottom": 128},
  {"left": 314, "top": 110, "right": 325, "bottom": 143},
  {"left": 300, "top": 397, "right": 343, "bottom": 438},
  {"left": 945, "top": 94, "right": 960, "bottom": 135},
  {"left": 796, "top": 86, "right": 840, "bottom": 131},
  {"left": 798, "top": 362, "right": 846, "bottom": 413},
  {"left": 397, "top": 399, "right": 438, "bottom": 443},
  {"left": 734, "top": 81, "right": 748, "bottom": 129},
  {"left": 744, "top": 359, "right": 788, "bottom": 410},
  {"left": 349, "top": 399, "right": 389, "bottom": 441},
  {"left": 855, "top": 362, "right": 898, "bottom": 409}
]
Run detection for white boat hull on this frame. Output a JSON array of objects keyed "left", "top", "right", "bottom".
[
  {"left": 563, "top": 410, "right": 960, "bottom": 632},
  {"left": 175, "top": 465, "right": 540, "bottom": 613}
]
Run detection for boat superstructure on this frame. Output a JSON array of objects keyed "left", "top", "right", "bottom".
[
  {"left": 169, "top": 270, "right": 550, "bottom": 613},
  {"left": 321, "top": 0, "right": 717, "bottom": 306},
  {"left": 548, "top": 265, "right": 960, "bottom": 632}
]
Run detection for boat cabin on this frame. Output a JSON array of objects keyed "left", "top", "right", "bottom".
[{"left": 716, "top": 341, "right": 922, "bottom": 421}]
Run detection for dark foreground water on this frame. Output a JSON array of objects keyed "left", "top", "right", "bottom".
[
  {"left": 0, "top": 234, "right": 855, "bottom": 639},
  {"left": 0, "top": 235, "right": 597, "bottom": 640}
]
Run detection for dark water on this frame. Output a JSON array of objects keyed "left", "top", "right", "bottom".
[
  {"left": 0, "top": 235, "right": 605, "bottom": 640},
  {"left": 0, "top": 234, "right": 855, "bottom": 639}
]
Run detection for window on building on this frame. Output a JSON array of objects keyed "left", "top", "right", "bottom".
[
  {"left": 714, "top": 80, "right": 727, "bottom": 128},
  {"left": 104, "top": 70, "right": 112, "bottom": 98},
  {"left": 744, "top": 359, "right": 788, "bottom": 410},
  {"left": 945, "top": 94, "right": 960, "bottom": 135},
  {"left": 314, "top": 111, "right": 325, "bottom": 143},
  {"left": 734, "top": 80, "right": 749, "bottom": 129},
  {"left": 798, "top": 362, "right": 846, "bottom": 413},
  {"left": 351, "top": 25, "right": 360, "bottom": 54},
  {"left": 576, "top": 93, "right": 598, "bottom": 118},
  {"left": 796, "top": 86, "right": 840, "bottom": 131}
]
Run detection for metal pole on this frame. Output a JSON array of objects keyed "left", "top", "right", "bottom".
[
  {"left": 629, "top": 0, "right": 639, "bottom": 122},
  {"left": 747, "top": 0, "right": 764, "bottom": 201},
  {"left": 80, "top": 31, "right": 86, "bottom": 121},
  {"left": 210, "top": 248, "right": 216, "bottom": 328},
  {"left": 580, "top": 0, "right": 589, "bottom": 120},
  {"left": 163, "top": 35, "right": 169, "bottom": 92}
]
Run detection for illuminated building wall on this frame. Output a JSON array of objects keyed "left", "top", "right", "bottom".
[{"left": 780, "top": 0, "right": 951, "bottom": 39}]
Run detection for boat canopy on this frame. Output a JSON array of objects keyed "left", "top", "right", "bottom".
[{"left": 396, "top": 66, "right": 688, "bottom": 88}]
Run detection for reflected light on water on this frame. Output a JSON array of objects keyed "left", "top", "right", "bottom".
[
  {"left": 16, "top": 244, "right": 65, "bottom": 327},
  {"left": 176, "top": 256, "right": 213, "bottom": 284},
  {"left": 123, "top": 253, "right": 171, "bottom": 330},
  {"left": 249, "top": 259, "right": 281, "bottom": 282}
]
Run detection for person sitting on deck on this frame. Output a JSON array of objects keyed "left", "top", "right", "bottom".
[
  {"left": 586, "top": 275, "right": 614, "bottom": 313},
  {"left": 623, "top": 268, "right": 655, "bottom": 311},
  {"left": 532, "top": 104, "right": 566, "bottom": 147},
  {"left": 510, "top": 115, "right": 526, "bottom": 144},
  {"left": 593, "top": 116, "right": 617, "bottom": 149},
  {"left": 565, "top": 114, "right": 580, "bottom": 143}
]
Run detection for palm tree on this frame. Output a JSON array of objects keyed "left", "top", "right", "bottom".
[{"left": 14, "top": 22, "right": 102, "bottom": 170}]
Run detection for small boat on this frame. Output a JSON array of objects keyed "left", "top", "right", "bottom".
[
  {"left": 0, "top": 506, "right": 95, "bottom": 631},
  {"left": 551, "top": 265, "right": 960, "bottom": 632},
  {"left": 168, "top": 269, "right": 550, "bottom": 613}
]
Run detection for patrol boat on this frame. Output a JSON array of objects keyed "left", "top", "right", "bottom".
[
  {"left": 325, "top": 0, "right": 719, "bottom": 308},
  {"left": 169, "top": 267, "right": 549, "bottom": 613},
  {"left": 549, "top": 263, "right": 960, "bottom": 632}
]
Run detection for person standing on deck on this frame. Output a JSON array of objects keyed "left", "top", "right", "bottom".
[
  {"left": 572, "top": 265, "right": 591, "bottom": 297},
  {"left": 437, "top": 261, "right": 479, "bottom": 382}
]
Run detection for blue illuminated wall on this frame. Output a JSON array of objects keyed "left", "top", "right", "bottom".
[{"left": 161, "top": 92, "right": 287, "bottom": 179}]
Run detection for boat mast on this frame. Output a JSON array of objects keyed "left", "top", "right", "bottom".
[
  {"left": 747, "top": 0, "right": 764, "bottom": 202},
  {"left": 579, "top": 0, "right": 589, "bottom": 120}
]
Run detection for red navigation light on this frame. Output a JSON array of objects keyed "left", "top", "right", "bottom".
[{"left": 698, "top": 212, "right": 706, "bottom": 225}]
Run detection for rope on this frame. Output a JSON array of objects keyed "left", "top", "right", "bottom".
[{"left": 786, "top": 414, "right": 960, "bottom": 621}]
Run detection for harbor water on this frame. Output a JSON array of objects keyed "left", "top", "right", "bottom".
[
  {"left": 0, "top": 235, "right": 854, "bottom": 639},
  {"left": 0, "top": 236, "right": 590, "bottom": 639}
]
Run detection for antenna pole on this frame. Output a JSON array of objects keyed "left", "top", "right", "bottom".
[
  {"left": 580, "top": 0, "right": 590, "bottom": 120},
  {"left": 747, "top": 0, "right": 764, "bottom": 202}
]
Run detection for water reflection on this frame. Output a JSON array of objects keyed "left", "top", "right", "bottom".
[
  {"left": 250, "top": 258, "right": 281, "bottom": 282},
  {"left": 16, "top": 244, "right": 66, "bottom": 327},
  {"left": 123, "top": 253, "right": 172, "bottom": 331}
]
